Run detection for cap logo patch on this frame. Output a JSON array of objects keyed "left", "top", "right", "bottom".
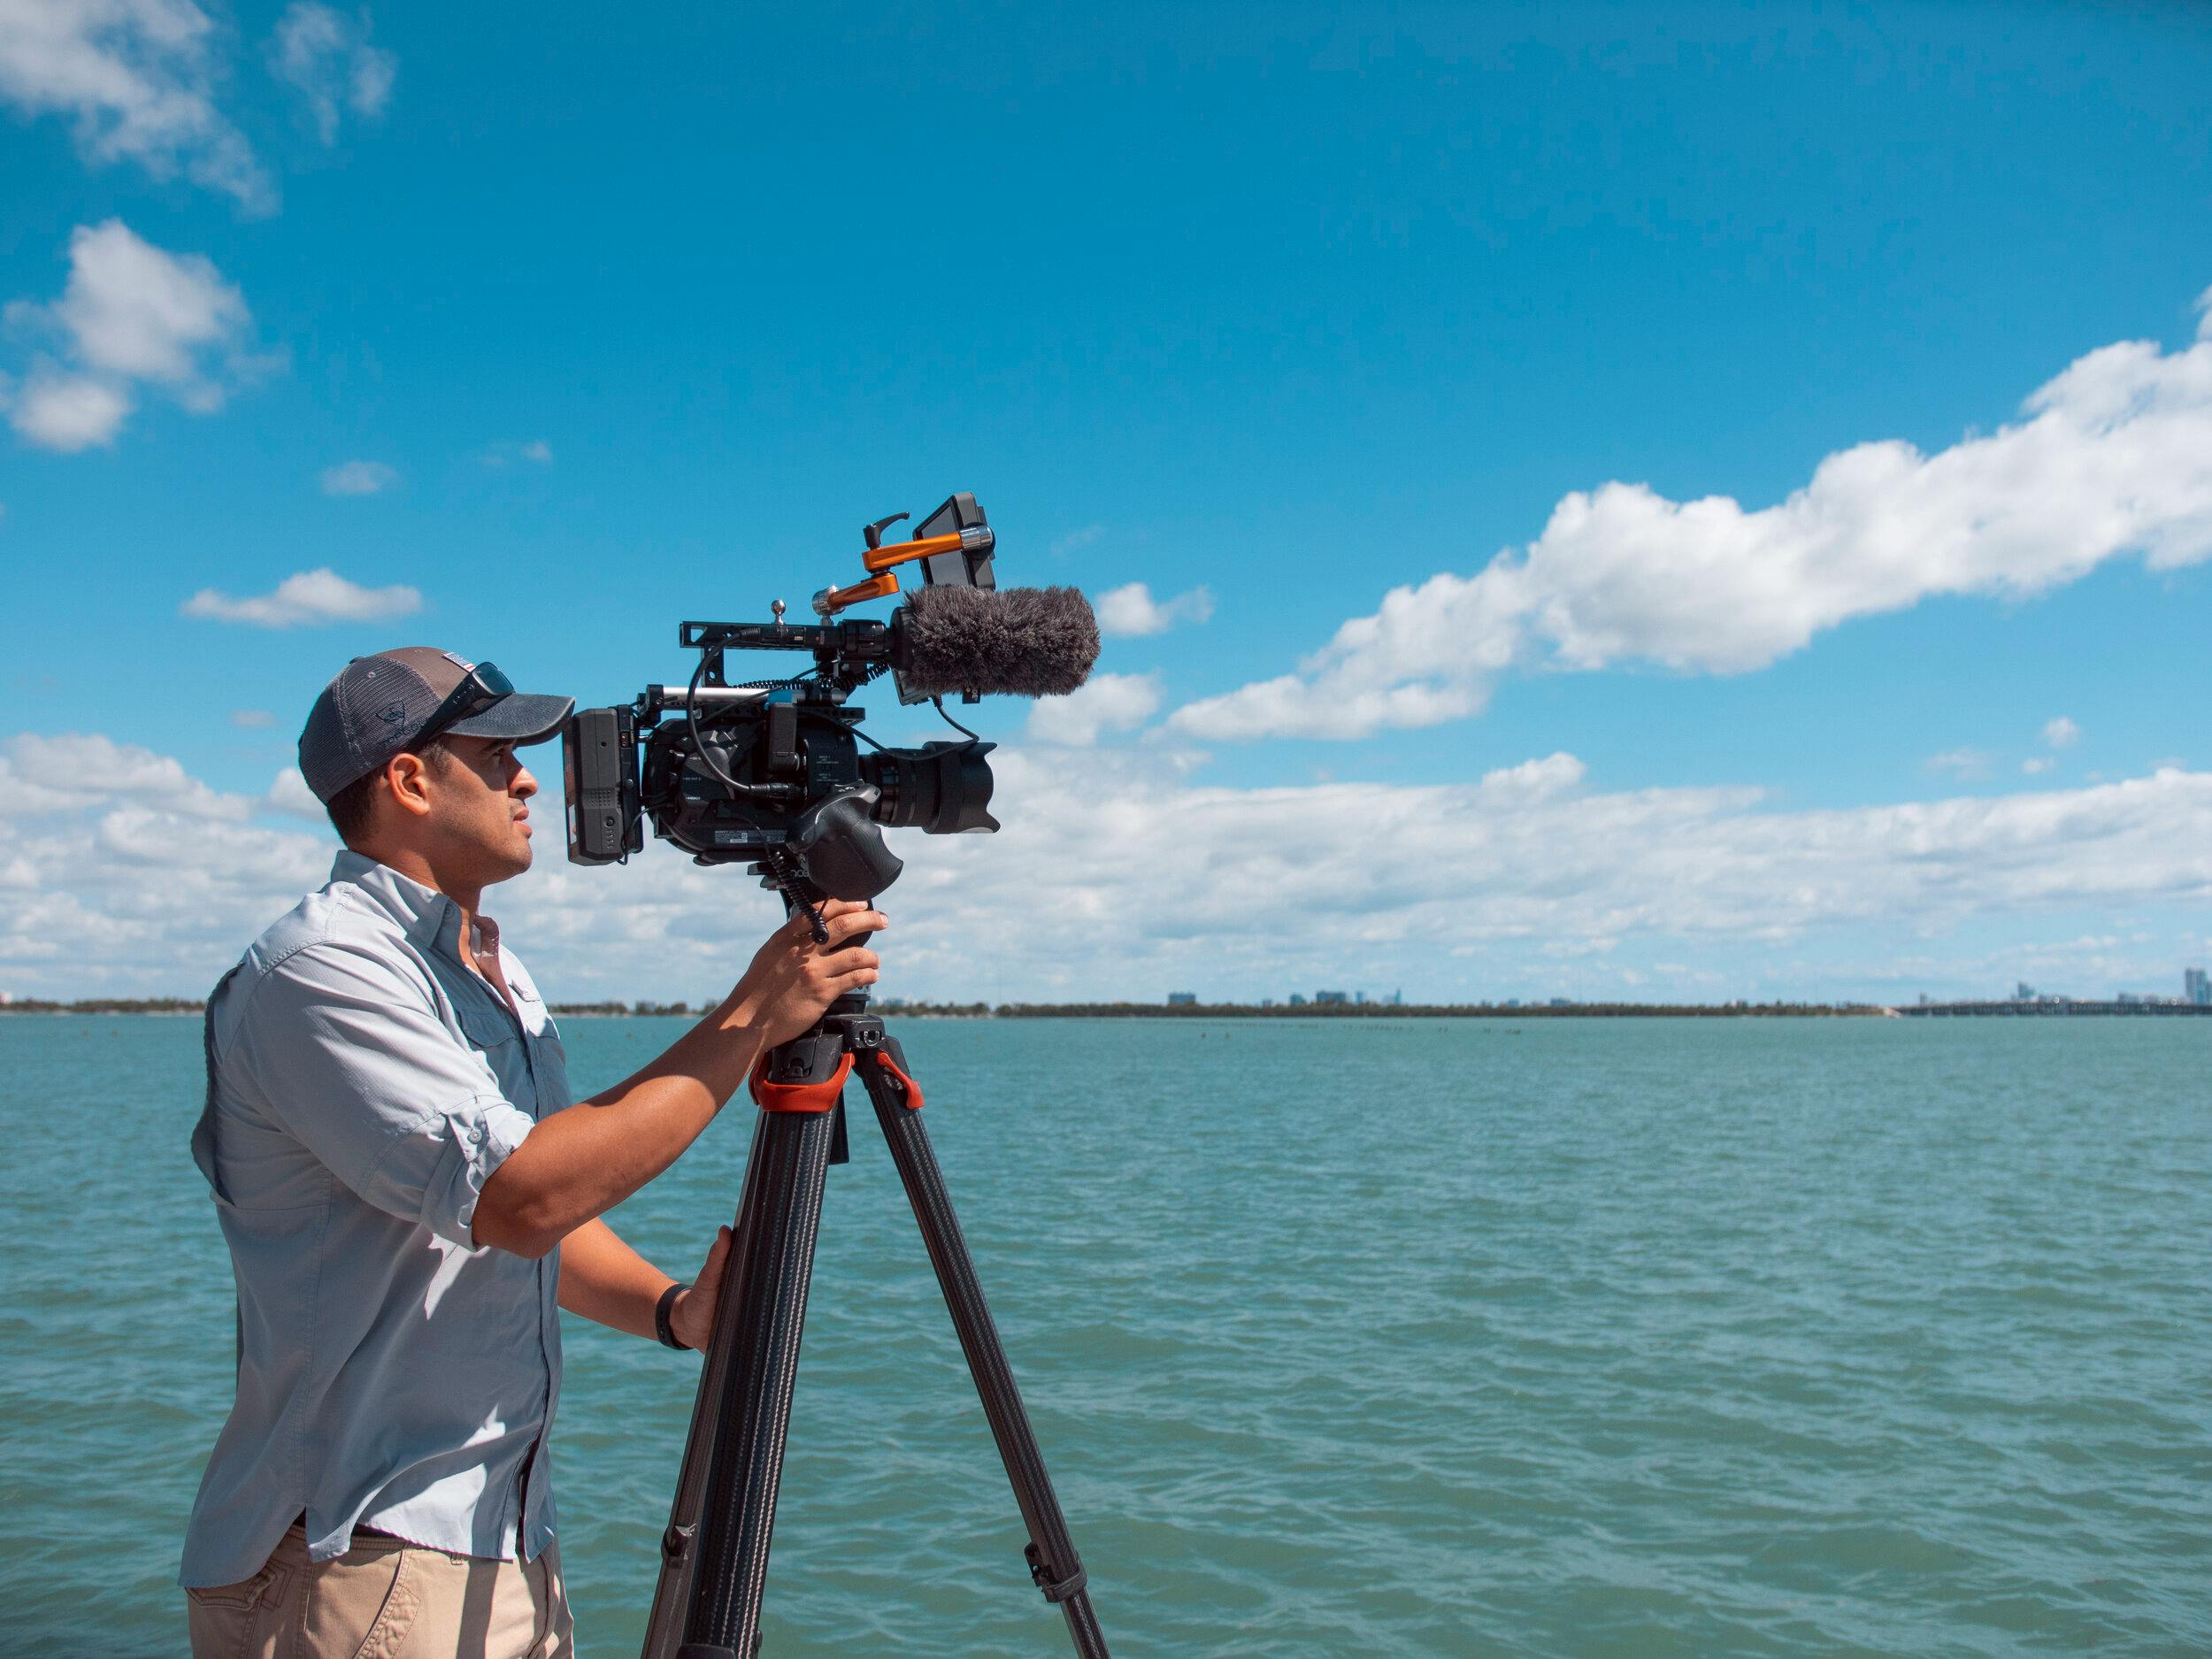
[{"left": 380, "top": 703, "right": 406, "bottom": 725}]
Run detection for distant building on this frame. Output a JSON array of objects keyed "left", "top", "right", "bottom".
[
  {"left": 2015, "top": 981, "right": 2036, "bottom": 1002},
  {"left": 1315, "top": 990, "right": 1349, "bottom": 1005},
  {"left": 1166, "top": 992, "right": 1197, "bottom": 1006},
  {"left": 1503, "top": 998, "right": 1521, "bottom": 1009},
  {"left": 1260, "top": 997, "right": 1276, "bottom": 1009},
  {"left": 1354, "top": 991, "right": 1366, "bottom": 1005},
  {"left": 2187, "top": 967, "right": 2210, "bottom": 1007},
  {"left": 1548, "top": 997, "right": 1573, "bottom": 1008},
  {"left": 1287, "top": 994, "right": 1308, "bottom": 1007},
  {"left": 1917, "top": 993, "right": 1930, "bottom": 1007}
]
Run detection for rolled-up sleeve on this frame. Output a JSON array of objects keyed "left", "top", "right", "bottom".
[{"left": 237, "top": 943, "right": 537, "bottom": 1247}]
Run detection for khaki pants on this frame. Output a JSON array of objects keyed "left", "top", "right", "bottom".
[{"left": 185, "top": 1524, "right": 573, "bottom": 1658}]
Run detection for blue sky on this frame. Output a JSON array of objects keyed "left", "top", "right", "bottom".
[{"left": 4, "top": 2, "right": 2211, "bottom": 1004}]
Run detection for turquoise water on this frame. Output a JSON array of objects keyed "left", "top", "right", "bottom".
[{"left": 1, "top": 1015, "right": 2206, "bottom": 1657}]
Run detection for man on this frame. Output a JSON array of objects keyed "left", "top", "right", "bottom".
[{"left": 181, "top": 648, "right": 887, "bottom": 1656}]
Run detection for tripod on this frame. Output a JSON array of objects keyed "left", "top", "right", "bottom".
[{"left": 638, "top": 984, "right": 1112, "bottom": 1659}]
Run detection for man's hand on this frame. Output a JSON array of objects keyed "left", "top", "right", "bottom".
[
  {"left": 670, "top": 1224, "right": 732, "bottom": 1351},
  {"left": 727, "top": 899, "right": 887, "bottom": 1049}
]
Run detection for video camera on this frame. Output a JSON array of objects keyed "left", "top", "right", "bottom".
[{"left": 560, "top": 494, "right": 1097, "bottom": 929}]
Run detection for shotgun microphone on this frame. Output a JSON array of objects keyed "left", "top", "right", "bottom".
[{"left": 892, "top": 584, "right": 1101, "bottom": 701}]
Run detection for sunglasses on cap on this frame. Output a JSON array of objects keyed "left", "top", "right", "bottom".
[{"left": 419, "top": 661, "right": 516, "bottom": 742}]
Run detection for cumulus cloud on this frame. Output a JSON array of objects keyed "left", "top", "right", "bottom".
[
  {"left": 1095, "top": 581, "right": 1215, "bottom": 637},
  {"left": 481, "top": 438, "right": 553, "bottom": 467},
  {"left": 268, "top": 3, "right": 393, "bottom": 142},
  {"left": 2043, "top": 716, "right": 2081, "bottom": 749},
  {"left": 1, "top": 733, "right": 245, "bottom": 820},
  {"left": 1172, "top": 290, "right": 2212, "bottom": 741},
  {"left": 0, "top": 0, "right": 272, "bottom": 208},
  {"left": 1024, "top": 672, "right": 1162, "bottom": 746},
  {"left": 263, "top": 766, "right": 324, "bottom": 819},
  {"left": 319, "top": 458, "right": 396, "bottom": 495},
  {"left": 228, "top": 709, "right": 275, "bottom": 728},
  {"left": 4, "top": 220, "right": 261, "bottom": 450},
  {"left": 181, "top": 567, "right": 421, "bottom": 626},
  {"left": 9, "top": 734, "right": 2210, "bottom": 1002},
  {"left": 8, "top": 372, "right": 133, "bottom": 449}
]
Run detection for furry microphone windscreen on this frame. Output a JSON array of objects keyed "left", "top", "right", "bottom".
[{"left": 895, "top": 585, "right": 1101, "bottom": 698}]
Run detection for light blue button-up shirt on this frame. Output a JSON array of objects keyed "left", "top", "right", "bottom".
[{"left": 181, "top": 851, "right": 568, "bottom": 1588}]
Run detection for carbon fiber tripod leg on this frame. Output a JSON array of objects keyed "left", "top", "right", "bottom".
[
  {"left": 660, "top": 1095, "right": 840, "bottom": 1659},
  {"left": 855, "top": 1034, "right": 1113, "bottom": 1659}
]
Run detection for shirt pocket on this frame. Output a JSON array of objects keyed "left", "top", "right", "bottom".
[{"left": 454, "top": 998, "right": 531, "bottom": 1110}]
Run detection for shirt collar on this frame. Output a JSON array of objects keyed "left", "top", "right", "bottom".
[{"left": 329, "top": 849, "right": 462, "bottom": 956}]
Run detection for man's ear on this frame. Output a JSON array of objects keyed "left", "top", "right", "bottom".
[{"left": 385, "top": 751, "right": 438, "bottom": 820}]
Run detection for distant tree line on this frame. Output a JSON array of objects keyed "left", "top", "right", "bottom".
[
  {"left": 549, "top": 1000, "right": 696, "bottom": 1018},
  {"left": 1, "top": 995, "right": 1885, "bottom": 1019},
  {"left": 0, "top": 997, "right": 205, "bottom": 1014}
]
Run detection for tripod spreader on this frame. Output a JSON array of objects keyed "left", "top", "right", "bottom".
[{"left": 640, "top": 997, "right": 1111, "bottom": 1659}]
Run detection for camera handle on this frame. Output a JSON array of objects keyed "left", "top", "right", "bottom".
[{"left": 640, "top": 926, "right": 1110, "bottom": 1659}]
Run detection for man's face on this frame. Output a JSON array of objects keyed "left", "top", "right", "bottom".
[{"left": 423, "top": 735, "right": 539, "bottom": 884}]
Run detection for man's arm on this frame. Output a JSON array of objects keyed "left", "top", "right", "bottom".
[
  {"left": 473, "top": 900, "right": 885, "bottom": 1258},
  {"left": 557, "top": 1217, "right": 729, "bottom": 1348}
]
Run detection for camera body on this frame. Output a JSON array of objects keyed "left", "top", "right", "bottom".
[{"left": 561, "top": 494, "right": 1009, "bottom": 902}]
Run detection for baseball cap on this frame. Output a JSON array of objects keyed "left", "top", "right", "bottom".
[{"left": 297, "top": 647, "right": 575, "bottom": 804}]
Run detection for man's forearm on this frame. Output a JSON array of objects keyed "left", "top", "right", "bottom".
[
  {"left": 475, "top": 997, "right": 766, "bottom": 1256},
  {"left": 555, "top": 1217, "right": 676, "bottom": 1340}
]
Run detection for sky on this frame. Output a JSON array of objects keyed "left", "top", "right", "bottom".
[{"left": 4, "top": 1, "right": 2211, "bottom": 1006}]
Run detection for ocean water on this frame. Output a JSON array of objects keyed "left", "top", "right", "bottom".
[{"left": 0, "top": 1014, "right": 2206, "bottom": 1657}]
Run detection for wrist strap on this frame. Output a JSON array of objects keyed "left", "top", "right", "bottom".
[{"left": 655, "top": 1281, "right": 690, "bottom": 1350}]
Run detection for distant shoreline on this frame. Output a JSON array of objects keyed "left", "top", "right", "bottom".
[
  {"left": 1, "top": 997, "right": 1886, "bottom": 1018},
  {"left": 9, "top": 998, "right": 2200, "bottom": 1020}
]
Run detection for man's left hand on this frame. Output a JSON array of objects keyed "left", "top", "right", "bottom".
[{"left": 670, "top": 1225, "right": 732, "bottom": 1352}]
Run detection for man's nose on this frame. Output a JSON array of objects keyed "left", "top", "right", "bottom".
[{"left": 513, "top": 764, "right": 538, "bottom": 800}]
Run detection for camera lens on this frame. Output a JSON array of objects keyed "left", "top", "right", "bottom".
[{"left": 863, "top": 741, "right": 999, "bottom": 834}]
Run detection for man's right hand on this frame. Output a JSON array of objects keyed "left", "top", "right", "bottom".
[{"left": 727, "top": 899, "right": 888, "bottom": 1048}]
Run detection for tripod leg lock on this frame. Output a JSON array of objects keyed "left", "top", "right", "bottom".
[
  {"left": 1025, "top": 1542, "right": 1088, "bottom": 1604},
  {"left": 865, "top": 1049, "right": 926, "bottom": 1111},
  {"left": 748, "top": 1049, "right": 852, "bottom": 1113}
]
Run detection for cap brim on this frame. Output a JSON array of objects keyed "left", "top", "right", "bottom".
[{"left": 445, "top": 692, "right": 575, "bottom": 745}]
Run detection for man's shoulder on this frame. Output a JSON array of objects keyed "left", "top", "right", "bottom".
[
  {"left": 214, "top": 877, "right": 427, "bottom": 1030},
  {"left": 246, "top": 879, "right": 396, "bottom": 974}
]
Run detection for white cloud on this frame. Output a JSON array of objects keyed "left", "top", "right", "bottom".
[
  {"left": 2, "top": 733, "right": 244, "bottom": 819},
  {"left": 8, "top": 371, "right": 133, "bottom": 449},
  {"left": 228, "top": 709, "right": 275, "bottom": 728},
  {"left": 0, "top": 0, "right": 272, "bottom": 208},
  {"left": 2043, "top": 716, "right": 2081, "bottom": 749},
  {"left": 1925, "top": 748, "right": 1993, "bottom": 780},
  {"left": 263, "top": 766, "right": 324, "bottom": 819},
  {"left": 2023, "top": 757, "right": 2055, "bottom": 775},
  {"left": 1095, "top": 581, "right": 1215, "bottom": 638},
  {"left": 482, "top": 438, "right": 553, "bottom": 467},
  {"left": 4, "top": 735, "right": 2211, "bottom": 1002},
  {"left": 1172, "top": 288, "right": 2212, "bottom": 740},
  {"left": 268, "top": 2, "right": 393, "bottom": 142},
  {"left": 180, "top": 567, "right": 421, "bottom": 627},
  {"left": 4, "top": 220, "right": 260, "bottom": 450},
  {"left": 1024, "top": 672, "right": 1162, "bottom": 746},
  {"left": 319, "top": 458, "right": 396, "bottom": 495},
  {"left": 1050, "top": 524, "right": 1106, "bottom": 557}
]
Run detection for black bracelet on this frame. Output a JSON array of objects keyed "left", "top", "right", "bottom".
[{"left": 655, "top": 1281, "right": 690, "bottom": 1350}]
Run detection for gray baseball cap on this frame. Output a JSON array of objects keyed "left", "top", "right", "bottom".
[{"left": 298, "top": 647, "right": 574, "bottom": 804}]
